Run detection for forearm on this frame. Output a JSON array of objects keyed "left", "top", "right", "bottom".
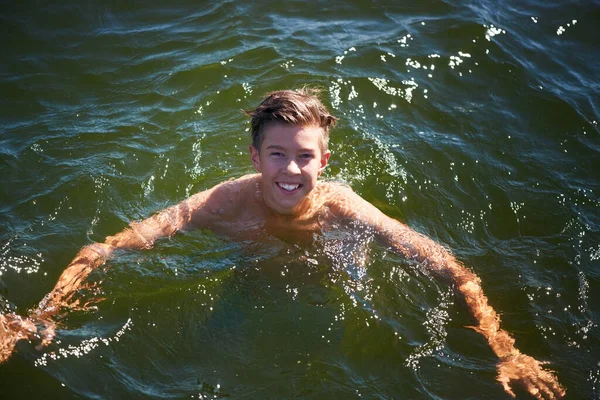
[
  {"left": 381, "top": 223, "right": 519, "bottom": 358},
  {"left": 0, "top": 242, "right": 114, "bottom": 362},
  {"left": 34, "top": 200, "right": 193, "bottom": 320},
  {"left": 33, "top": 204, "right": 189, "bottom": 318},
  {"left": 447, "top": 260, "right": 518, "bottom": 358},
  {"left": 366, "top": 208, "right": 565, "bottom": 397},
  {"left": 33, "top": 242, "right": 114, "bottom": 318}
]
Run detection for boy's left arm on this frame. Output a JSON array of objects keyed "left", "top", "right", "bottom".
[{"left": 338, "top": 189, "right": 565, "bottom": 399}]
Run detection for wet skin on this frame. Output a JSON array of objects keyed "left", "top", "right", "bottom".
[
  {"left": 0, "top": 123, "right": 565, "bottom": 399},
  {"left": 250, "top": 124, "right": 330, "bottom": 217}
]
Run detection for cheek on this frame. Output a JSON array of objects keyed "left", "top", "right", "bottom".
[
  {"left": 263, "top": 160, "right": 280, "bottom": 175},
  {"left": 304, "top": 162, "right": 321, "bottom": 180}
]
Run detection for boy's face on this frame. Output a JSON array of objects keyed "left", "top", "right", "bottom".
[{"left": 250, "top": 123, "right": 330, "bottom": 215}]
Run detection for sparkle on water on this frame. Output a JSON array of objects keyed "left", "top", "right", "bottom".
[{"left": 0, "top": 1, "right": 597, "bottom": 398}]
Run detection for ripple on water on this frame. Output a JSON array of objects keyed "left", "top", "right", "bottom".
[{"left": 0, "top": 0, "right": 598, "bottom": 398}]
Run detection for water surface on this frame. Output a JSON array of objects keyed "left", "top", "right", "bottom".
[{"left": 1, "top": 0, "right": 598, "bottom": 398}]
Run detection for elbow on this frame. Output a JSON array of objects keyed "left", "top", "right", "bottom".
[
  {"left": 87, "top": 242, "right": 114, "bottom": 257},
  {"left": 104, "top": 227, "right": 152, "bottom": 250}
]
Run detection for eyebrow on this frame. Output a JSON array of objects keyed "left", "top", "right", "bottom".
[{"left": 265, "top": 145, "right": 315, "bottom": 153}]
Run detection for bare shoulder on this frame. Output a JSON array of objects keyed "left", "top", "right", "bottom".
[
  {"left": 318, "top": 180, "right": 354, "bottom": 199},
  {"left": 317, "top": 181, "right": 378, "bottom": 218},
  {"left": 186, "top": 174, "right": 260, "bottom": 227},
  {"left": 317, "top": 180, "right": 407, "bottom": 238}
]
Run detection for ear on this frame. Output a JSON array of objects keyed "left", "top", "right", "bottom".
[
  {"left": 318, "top": 150, "right": 331, "bottom": 176},
  {"left": 250, "top": 145, "right": 261, "bottom": 172}
]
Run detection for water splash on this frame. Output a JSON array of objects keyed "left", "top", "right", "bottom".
[
  {"left": 0, "top": 239, "right": 43, "bottom": 276},
  {"left": 0, "top": 198, "right": 71, "bottom": 277},
  {"left": 34, "top": 318, "right": 133, "bottom": 367},
  {"left": 405, "top": 289, "right": 452, "bottom": 369},
  {"left": 557, "top": 20, "right": 577, "bottom": 36}
]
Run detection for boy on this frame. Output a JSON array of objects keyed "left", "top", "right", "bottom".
[{"left": 1, "top": 88, "right": 564, "bottom": 398}]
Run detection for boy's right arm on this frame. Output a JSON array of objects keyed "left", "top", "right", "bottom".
[
  {"left": 1, "top": 180, "right": 239, "bottom": 363},
  {"left": 34, "top": 179, "right": 241, "bottom": 319},
  {"left": 34, "top": 196, "right": 197, "bottom": 319},
  {"left": 34, "top": 180, "right": 239, "bottom": 317}
]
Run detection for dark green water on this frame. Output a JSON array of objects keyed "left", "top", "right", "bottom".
[{"left": 1, "top": 1, "right": 598, "bottom": 398}]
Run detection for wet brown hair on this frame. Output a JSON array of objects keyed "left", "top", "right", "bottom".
[{"left": 245, "top": 87, "right": 338, "bottom": 152}]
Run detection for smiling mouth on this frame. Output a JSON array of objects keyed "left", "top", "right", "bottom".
[{"left": 277, "top": 182, "right": 301, "bottom": 192}]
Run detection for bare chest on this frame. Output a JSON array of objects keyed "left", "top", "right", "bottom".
[{"left": 208, "top": 208, "right": 327, "bottom": 245}]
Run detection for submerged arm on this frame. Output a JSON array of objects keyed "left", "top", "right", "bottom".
[
  {"left": 336, "top": 189, "right": 565, "bottom": 399},
  {"left": 381, "top": 222, "right": 565, "bottom": 399},
  {"left": 375, "top": 219, "right": 519, "bottom": 358},
  {"left": 0, "top": 188, "right": 216, "bottom": 363},
  {"left": 33, "top": 199, "right": 195, "bottom": 319}
]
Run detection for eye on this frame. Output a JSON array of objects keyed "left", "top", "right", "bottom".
[
  {"left": 299, "top": 153, "right": 314, "bottom": 159},
  {"left": 270, "top": 152, "right": 284, "bottom": 157}
]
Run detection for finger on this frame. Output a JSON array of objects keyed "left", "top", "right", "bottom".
[
  {"left": 519, "top": 376, "right": 537, "bottom": 399},
  {"left": 22, "top": 319, "right": 37, "bottom": 334},
  {"left": 0, "top": 340, "right": 18, "bottom": 363},
  {"left": 537, "top": 369, "right": 566, "bottom": 399},
  {"left": 528, "top": 377, "right": 559, "bottom": 400},
  {"left": 497, "top": 369, "right": 517, "bottom": 398},
  {"left": 499, "top": 377, "right": 516, "bottom": 398},
  {"left": 8, "top": 317, "right": 36, "bottom": 336},
  {"left": 525, "top": 382, "right": 543, "bottom": 400},
  {"left": 40, "top": 326, "right": 55, "bottom": 341},
  {"left": 535, "top": 380, "right": 557, "bottom": 400},
  {"left": 36, "top": 326, "right": 55, "bottom": 349},
  {"left": 545, "top": 378, "right": 566, "bottom": 399},
  {"left": 6, "top": 315, "right": 23, "bottom": 329},
  {"left": 542, "top": 376, "right": 560, "bottom": 396}
]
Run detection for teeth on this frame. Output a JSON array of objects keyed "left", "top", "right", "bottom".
[{"left": 279, "top": 183, "right": 300, "bottom": 191}]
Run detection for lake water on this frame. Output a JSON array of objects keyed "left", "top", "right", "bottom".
[{"left": 1, "top": 1, "right": 598, "bottom": 398}]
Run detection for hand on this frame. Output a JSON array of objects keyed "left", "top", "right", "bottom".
[
  {"left": 497, "top": 352, "right": 565, "bottom": 399},
  {"left": 0, "top": 313, "right": 55, "bottom": 363}
]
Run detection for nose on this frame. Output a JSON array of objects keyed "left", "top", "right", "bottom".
[{"left": 284, "top": 158, "right": 301, "bottom": 175}]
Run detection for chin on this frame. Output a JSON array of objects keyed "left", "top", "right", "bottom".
[
  {"left": 269, "top": 196, "right": 305, "bottom": 215},
  {"left": 274, "top": 202, "right": 300, "bottom": 215}
]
